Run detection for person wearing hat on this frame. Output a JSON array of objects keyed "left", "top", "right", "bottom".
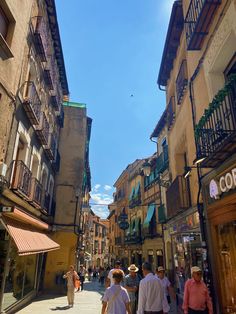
[
  {"left": 155, "top": 266, "right": 176, "bottom": 304},
  {"left": 182, "top": 266, "right": 213, "bottom": 314},
  {"left": 124, "top": 264, "right": 142, "bottom": 314}
]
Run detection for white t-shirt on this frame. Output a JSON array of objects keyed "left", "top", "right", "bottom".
[
  {"left": 102, "top": 285, "right": 130, "bottom": 314},
  {"left": 156, "top": 275, "right": 171, "bottom": 296},
  {"left": 108, "top": 268, "right": 125, "bottom": 286}
]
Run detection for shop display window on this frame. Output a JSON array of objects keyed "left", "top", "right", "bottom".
[
  {"left": 1, "top": 240, "right": 37, "bottom": 310},
  {"left": 215, "top": 221, "right": 236, "bottom": 314},
  {"left": 172, "top": 233, "right": 203, "bottom": 296}
]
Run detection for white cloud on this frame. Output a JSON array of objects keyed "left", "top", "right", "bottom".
[
  {"left": 93, "top": 184, "right": 101, "bottom": 192},
  {"left": 90, "top": 191, "right": 113, "bottom": 219},
  {"left": 104, "top": 185, "right": 112, "bottom": 191}
]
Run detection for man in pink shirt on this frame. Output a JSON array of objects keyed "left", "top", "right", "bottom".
[{"left": 182, "top": 266, "right": 213, "bottom": 314}]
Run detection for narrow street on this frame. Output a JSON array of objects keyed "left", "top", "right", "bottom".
[
  {"left": 18, "top": 279, "right": 180, "bottom": 314},
  {"left": 18, "top": 280, "right": 105, "bottom": 314}
]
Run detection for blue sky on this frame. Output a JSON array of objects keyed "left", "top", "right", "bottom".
[{"left": 56, "top": 0, "right": 174, "bottom": 218}]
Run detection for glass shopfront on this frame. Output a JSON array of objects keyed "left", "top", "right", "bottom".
[
  {"left": 0, "top": 227, "right": 38, "bottom": 311},
  {"left": 172, "top": 232, "right": 204, "bottom": 296},
  {"left": 214, "top": 220, "right": 236, "bottom": 313}
]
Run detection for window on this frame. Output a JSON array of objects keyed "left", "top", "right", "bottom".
[
  {"left": 0, "top": 6, "right": 9, "bottom": 39},
  {"left": 0, "top": 2, "right": 14, "bottom": 59}
]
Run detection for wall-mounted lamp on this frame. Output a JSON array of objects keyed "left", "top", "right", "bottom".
[
  {"left": 193, "top": 154, "right": 206, "bottom": 165},
  {"left": 184, "top": 166, "right": 197, "bottom": 179},
  {"left": 142, "top": 159, "right": 151, "bottom": 177}
]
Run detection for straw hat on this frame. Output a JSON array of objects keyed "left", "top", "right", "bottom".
[
  {"left": 128, "top": 264, "right": 139, "bottom": 272},
  {"left": 157, "top": 266, "right": 165, "bottom": 272},
  {"left": 191, "top": 266, "right": 201, "bottom": 275}
]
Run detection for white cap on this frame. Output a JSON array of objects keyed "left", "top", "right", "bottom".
[{"left": 191, "top": 266, "right": 201, "bottom": 275}]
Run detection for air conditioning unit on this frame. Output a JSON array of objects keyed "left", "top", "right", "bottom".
[{"left": 0, "top": 163, "right": 7, "bottom": 177}]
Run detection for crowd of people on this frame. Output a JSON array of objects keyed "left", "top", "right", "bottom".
[{"left": 63, "top": 261, "right": 213, "bottom": 314}]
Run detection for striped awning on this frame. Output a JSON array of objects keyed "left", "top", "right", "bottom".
[{"left": 1, "top": 217, "right": 60, "bottom": 256}]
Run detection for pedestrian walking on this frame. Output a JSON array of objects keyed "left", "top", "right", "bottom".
[
  {"left": 155, "top": 266, "right": 176, "bottom": 304},
  {"left": 93, "top": 267, "right": 98, "bottom": 281},
  {"left": 124, "top": 264, "right": 141, "bottom": 314},
  {"left": 99, "top": 267, "right": 106, "bottom": 286},
  {"left": 63, "top": 265, "right": 80, "bottom": 308},
  {"left": 106, "top": 260, "right": 125, "bottom": 287},
  {"left": 101, "top": 269, "right": 131, "bottom": 314},
  {"left": 182, "top": 266, "right": 213, "bottom": 314},
  {"left": 78, "top": 265, "right": 86, "bottom": 291},
  {"left": 137, "top": 262, "right": 170, "bottom": 314},
  {"left": 88, "top": 266, "right": 93, "bottom": 281}
]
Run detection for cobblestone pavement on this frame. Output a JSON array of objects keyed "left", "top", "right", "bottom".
[{"left": 17, "top": 279, "right": 182, "bottom": 313}]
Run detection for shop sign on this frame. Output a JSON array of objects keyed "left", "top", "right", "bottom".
[{"left": 209, "top": 168, "right": 236, "bottom": 199}]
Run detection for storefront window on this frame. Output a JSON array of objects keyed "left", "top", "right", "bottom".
[
  {"left": 0, "top": 232, "right": 37, "bottom": 311},
  {"left": 172, "top": 232, "right": 203, "bottom": 296},
  {"left": 215, "top": 221, "right": 236, "bottom": 313}
]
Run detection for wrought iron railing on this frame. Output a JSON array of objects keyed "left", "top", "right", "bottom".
[
  {"left": 45, "top": 134, "right": 57, "bottom": 160},
  {"left": 31, "top": 16, "right": 48, "bottom": 62},
  {"left": 23, "top": 81, "right": 41, "bottom": 125},
  {"left": 30, "top": 177, "right": 43, "bottom": 206},
  {"left": 11, "top": 160, "right": 32, "bottom": 198},
  {"left": 167, "top": 96, "right": 175, "bottom": 130},
  {"left": 176, "top": 60, "right": 188, "bottom": 104},
  {"left": 43, "top": 191, "right": 51, "bottom": 213},
  {"left": 156, "top": 145, "right": 169, "bottom": 173},
  {"left": 195, "top": 74, "right": 236, "bottom": 166},
  {"left": 166, "top": 175, "right": 190, "bottom": 219},
  {"left": 35, "top": 112, "right": 49, "bottom": 145},
  {"left": 185, "top": 0, "right": 221, "bottom": 50},
  {"left": 52, "top": 150, "right": 60, "bottom": 173}
]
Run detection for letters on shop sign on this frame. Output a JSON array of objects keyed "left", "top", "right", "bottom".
[{"left": 209, "top": 168, "right": 236, "bottom": 199}]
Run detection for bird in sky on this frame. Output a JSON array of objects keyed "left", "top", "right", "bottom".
[{"left": 130, "top": 94, "right": 134, "bottom": 97}]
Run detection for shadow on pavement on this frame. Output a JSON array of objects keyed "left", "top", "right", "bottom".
[{"left": 50, "top": 305, "right": 71, "bottom": 311}]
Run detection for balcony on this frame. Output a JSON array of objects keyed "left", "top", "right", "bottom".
[
  {"left": 185, "top": 0, "right": 221, "bottom": 50},
  {"left": 31, "top": 16, "right": 47, "bottom": 62},
  {"left": 43, "top": 69, "right": 53, "bottom": 90},
  {"left": 42, "top": 191, "right": 51, "bottom": 213},
  {"left": 156, "top": 145, "right": 169, "bottom": 173},
  {"left": 166, "top": 175, "right": 190, "bottom": 219},
  {"left": 195, "top": 74, "right": 236, "bottom": 168},
  {"left": 176, "top": 60, "right": 188, "bottom": 104},
  {"left": 52, "top": 150, "right": 60, "bottom": 173},
  {"left": 22, "top": 81, "right": 41, "bottom": 125},
  {"left": 51, "top": 94, "right": 60, "bottom": 111},
  {"left": 57, "top": 109, "right": 64, "bottom": 128},
  {"left": 11, "top": 160, "right": 32, "bottom": 199},
  {"left": 35, "top": 113, "right": 49, "bottom": 145},
  {"left": 45, "top": 134, "right": 56, "bottom": 160},
  {"left": 167, "top": 97, "right": 175, "bottom": 130},
  {"left": 30, "top": 177, "right": 42, "bottom": 207}
]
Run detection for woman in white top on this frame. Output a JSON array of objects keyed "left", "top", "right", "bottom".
[
  {"left": 102, "top": 269, "right": 131, "bottom": 314},
  {"left": 63, "top": 265, "right": 79, "bottom": 307}
]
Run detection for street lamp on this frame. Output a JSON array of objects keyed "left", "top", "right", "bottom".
[{"left": 142, "top": 159, "right": 151, "bottom": 177}]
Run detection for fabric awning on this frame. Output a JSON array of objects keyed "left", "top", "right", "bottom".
[
  {"left": 1, "top": 217, "right": 60, "bottom": 256},
  {"left": 129, "top": 187, "right": 135, "bottom": 200},
  {"left": 143, "top": 204, "right": 156, "bottom": 229}
]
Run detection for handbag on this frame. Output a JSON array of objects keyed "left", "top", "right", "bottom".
[{"left": 73, "top": 272, "right": 80, "bottom": 290}]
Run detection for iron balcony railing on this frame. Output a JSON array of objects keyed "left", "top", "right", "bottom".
[
  {"left": 11, "top": 160, "right": 32, "bottom": 198},
  {"left": 35, "top": 112, "right": 49, "bottom": 146},
  {"left": 45, "top": 134, "right": 57, "bottom": 160},
  {"left": 52, "top": 150, "right": 61, "bottom": 173},
  {"left": 156, "top": 145, "right": 169, "bottom": 173},
  {"left": 185, "top": 0, "right": 221, "bottom": 50},
  {"left": 42, "top": 191, "right": 51, "bottom": 213},
  {"left": 30, "top": 177, "right": 43, "bottom": 207},
  {"left": 195, "top": 74, "right": 236, "bottom": 167},
  {"left": 23, "top": 81, "right": 41, "bottom": 125},
  {"left": 51, "top": 94, "right": 60, "bottom": 111},
  {"left": 167, "top": 96, "right": 175, "bottom": 130},
  {"left": 31, "top": 16, "right": 48, "bottom": 62},
  {"left": 176, "top": 60, "right": 188, "bottom": 104},
  {"left": 166, "top": 175, "right": 190, "bottom": 219}
]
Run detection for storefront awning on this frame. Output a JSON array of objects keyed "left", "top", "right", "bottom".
[
  {"left": 143, "top": 204, "right": 155, "bottom": 229},
  {"left": 1, "top": 217, "right": 60, "bottom": 256}
]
